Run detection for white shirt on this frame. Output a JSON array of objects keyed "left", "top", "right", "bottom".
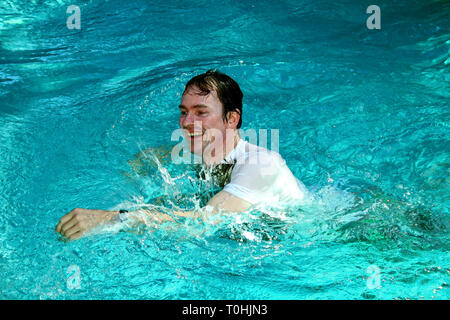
[{"left": 222, "top": 139, "right": 309, "bottom": 205}]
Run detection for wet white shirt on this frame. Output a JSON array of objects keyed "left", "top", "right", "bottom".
[{"left": 222, "top": 139, "right": 309, "bottom": 205}]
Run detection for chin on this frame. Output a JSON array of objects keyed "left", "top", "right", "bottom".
[{"left": 189, "top": 145, "right": 203, "bottom": 156}]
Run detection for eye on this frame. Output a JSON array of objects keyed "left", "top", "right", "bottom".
[{"left": 180, "top": 111, "right": 187, "bottom": 115}]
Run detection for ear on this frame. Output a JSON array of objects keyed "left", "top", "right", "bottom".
[{"left": 225, "top": 110, "right": 240, "bottom": 128}]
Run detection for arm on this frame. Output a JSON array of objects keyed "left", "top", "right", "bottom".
[
  {"left": 132, "top": 190, "right": 252, "bottom": 223},
  {"left": 124, "top": 145, "right": 172, "bottom": 177},
  {"left": 55, "top": 191, "right": 252, "bottom": 241}
]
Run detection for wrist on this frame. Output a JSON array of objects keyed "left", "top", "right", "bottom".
[
  {"left": 115, "top": 209, "right": 129, "bottom": 223},
  {"left": 101, "top": 210, "right": 120, "bottom": 222}
]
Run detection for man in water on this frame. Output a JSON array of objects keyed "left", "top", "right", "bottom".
[{"left": 56, "top": 70, "right": 308, "bottom": 240}]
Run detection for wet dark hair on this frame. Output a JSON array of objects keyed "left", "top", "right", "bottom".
[{"left": 183, "top": 69, "right": 243, "bottom": 128}]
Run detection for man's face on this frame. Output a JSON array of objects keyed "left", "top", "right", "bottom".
[{"left": 179, "top": 86, "right": 232, "bottom": 157}]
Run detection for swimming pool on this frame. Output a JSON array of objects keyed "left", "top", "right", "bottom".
[{"left": 0, "top": 0, "right": 448, "bottom": 299}]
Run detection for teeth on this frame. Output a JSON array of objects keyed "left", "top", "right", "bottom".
[{"left": 188, "top": 132, "right": 203, "bottom": 137}]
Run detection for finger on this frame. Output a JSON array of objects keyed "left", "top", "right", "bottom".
[
  {"left": 56, "top": 211, "right": 75, "bottom": 232},
  {"left": 60, "top": 217, "right": 78, "bottom": 235},
  {"left": 64, "top": 224, "right": 81, "bottom": 238},
  {"left": 68, "top": 231, "right": 83, "bottom": 241}
]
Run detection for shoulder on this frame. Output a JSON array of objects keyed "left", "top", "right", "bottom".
[
  {"left": 223, "top": 141, "right": 307, "bottom": 205},
  {"left": 229, "top": 142, "right": 286, "bottom": 185},
  {"left": 127, "top": 145, "right": 172, "bottom": 176},
  {"left": 235, "top": 141, "right": 285, "bottom": 172}
]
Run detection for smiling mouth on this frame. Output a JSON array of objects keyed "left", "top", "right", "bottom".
[
  {"left": 185, "top": 129, "right": 204, "bottom": 138},
  {"left": 187, "top": 132, "right": 203, "bottom": 137}
]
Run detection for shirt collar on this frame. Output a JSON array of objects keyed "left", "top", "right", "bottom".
[{"left": 223, "top": 138, "right": 245, "bottom": 164}]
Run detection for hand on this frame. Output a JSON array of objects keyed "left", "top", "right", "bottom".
[{"left": 55, "top": 208, "right": 118, "bottom": 240}]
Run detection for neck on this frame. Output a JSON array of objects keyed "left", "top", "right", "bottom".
[
  {"left": 202, "top": 130, "right": 240, "bottom": 166},
  {"left": 223, "top": 131, "right": 240, "bottom": 162}
]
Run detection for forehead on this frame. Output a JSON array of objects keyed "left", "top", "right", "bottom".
[{"left": 180, "top": 86, "right": 222, "bottom": 110}]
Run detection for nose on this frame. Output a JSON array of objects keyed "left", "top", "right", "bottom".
[{"left": 181, "top": 112, "right": 196, "bottom": 128}]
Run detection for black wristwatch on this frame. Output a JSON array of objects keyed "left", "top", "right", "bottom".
[{"left": 117, "top": 209, "right": 129, "bottom": 222}]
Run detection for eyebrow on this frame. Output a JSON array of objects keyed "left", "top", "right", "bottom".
[{"left": 178, "top": 104, "right": 210, "bottom": 110}]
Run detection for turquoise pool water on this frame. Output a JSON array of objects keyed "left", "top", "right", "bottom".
[{"left": 0, "top": 0, "right": 449, "bottom": 299}]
